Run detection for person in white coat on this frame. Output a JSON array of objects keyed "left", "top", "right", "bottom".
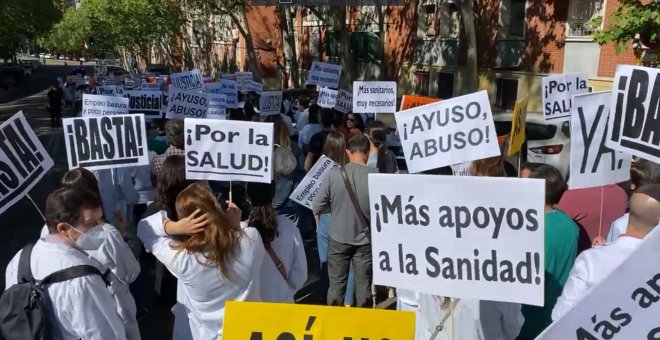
[
  {"left": 552, "top": 184, "right": 660, "bottom": 321},
  {"left": 245, "top": 181, "right": 307, "bottom": 302},
  {"left": 6, "top": 187, "right": 128, "bottom": 340},
  {"left": 138, "top": 183, "right": 265, "bottom": 340}
]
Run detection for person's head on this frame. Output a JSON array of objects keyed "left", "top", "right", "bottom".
[
  {"left": 332, "top": 109, "right": 345, "bottom": 129},
  {"left": 320, "top": 108, "right": 335, "bottom": 129},
  {"left": 470, "top": 156, "right": 506, "bottom": 177},
  {"left": 630, "top": 159, "right": 660, "bottom": 192},
  {"left": 45, "top": 187, "right": 103, "bottom": 244},
  {"left": 308, "top": 104, "right": 320, "bottom": 125},
  {"left": 346, "top": 113, "right": 365, "bottom": 132},
  {"left": 295, "top": 95, "right": 309, "bottom": 111},
  {"left": 156, "top": 155, "right": 195, "bottom": 214},
  {"left": 61, "top": 167, "right": 100, "bottom": 197},
  {"left": 263, "top": 114, "right": 290, "bottom": 149},
  {"left": 245, "top": 181, "right": 279, "bottom": 245},
  {"left": 147, "top": 121, "right": 160, "bottom": 139},
  {"left": 529, "top": 164, "right": 567, "bottom": 207},
  {"left": 521, "top": 162, "right": 545, "bottom": 178},
  {"left": 346, "top": 135, "right": 370, "bottom": 164},
  {"left": 365, "top": 120, "right": 389, "bottom": 173},
  {"left": 165, "top": 119, "right": 184, "bottom": 149},
  {"left": 173, "top": 183, "right": 241, "bottom": 278},
  {"left": 51, "top": 81, "right": 59, "bottom": 89},
  {"left": 322, "top": 131, "right": 348, "bottom": 165},
  {"left": 627, "top": 184, "right": 660, "bottom": 237}
]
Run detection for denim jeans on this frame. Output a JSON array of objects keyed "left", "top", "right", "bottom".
[{"left": 317, "top": 213, "right": 355, "bottom": 305}]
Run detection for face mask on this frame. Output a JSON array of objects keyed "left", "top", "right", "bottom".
[{"left": 67, "top": 224, "right": 106, "bottom": 250}]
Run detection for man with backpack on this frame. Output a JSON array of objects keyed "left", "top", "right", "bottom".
[{"left": 1, "top": 187, "right": 127, "bottom": 340}]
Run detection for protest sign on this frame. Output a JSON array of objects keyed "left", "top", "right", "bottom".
[
  {"left": 369, "top": 174, "right": 545, "bottom": 306},
  {"left": 451, "top": 162, "right": 471, "bottom": 176},
  {"left": 317, "top": 88, "right": 338, "bottom": 109},
  {"left": 289, "top": 156, "right": 339, "bottom": 209},
  {"left": 166, "top": 87, "right": 208, "bottom": 119},
  {"left": 223, "top": 301, "right": 415, "bottom": 339},
  {"left": 400, "top": 95, "right": 441, "bottom": 110},
  {"left": 96, "top": 85, "right": 123, "bottom": 97},
  {"left": 206, "top": 93, "right": 227, "bottom": 120},
  {"left": 184, "top": 119, "right": 273, "bottom": 183},
  {"left": 569, "top": 91, "right": 631, "bottom": 189},
  {"left": 542, "top": 73, "right": 589, "bottom": 123},
  {"left": 507, "top": 97, "right": 529, "bottom": 156},
  {"left": 335, "top": 89, "right": 353, "bottom": 113},
  {"left": 170, "top": 69, "right": 204, "bottom": 91},
  {"left": 82, "top": 94, "right": 129, "bottom": 117},
  {"left": 220, "top": 73, "right": 235, "bottom": 80},
  {"left": 537, "top": 226, "right": 660, "bottom": 340},
  {"left": 0, "top": 112, "right": 54, "bottom": 216},
  {"left": 259, "top": 91, "right": 282, "bottom": 116},
  {"left": 124, "top": 90, "right": 164, "bottom": 119},
  {"left": 205, "top": 80, "right": 238, "bottom": 109},
  {"left": 63, "top": 114, "right": 149, "bottom": 171},
  {"left": 236, "top": 72, "right": 253, "bottom": 93},
  {"left": 395, "top": 90, "right": 500, "bottom": 173},
  {"left": 141, "top": 83, "right": 163, "bottom": 91},
  {"left": 307, "top": 61, "right": 342, "bottom": 89},
  {"left": 247, "top": 81, "right": 263, "bottom": 94},
  {"left": 606, "top": 65, "right": 660, "bottom": 163},
  {"left": 353, "top": 81, "right": 397, "bottom": 113}
]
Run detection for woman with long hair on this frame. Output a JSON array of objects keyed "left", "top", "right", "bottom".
[
  {"left": 245, "top": 181, "right": 307, "bottom": 302},
  {"left": 365, "top": 120, "right": 397, "bottom": 173},
  {"left": 138, "top": 183, "right": 265, "bottom": 340},
  {"left": 470, "top": 155, "right": 507, "bottom": 177},
  {"left": 346, "top": 113, "right": 365, "bottom": 139}
]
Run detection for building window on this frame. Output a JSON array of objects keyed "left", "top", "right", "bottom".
[
  {"left": 566, "top": 0, "right": 604, "bottom": 37},
  {"left": 325, "top": 31, "right": 340, "bottom": 59},
  {"left": 326, "top": 32, "right": 381, "bottom": 62},
  {"left": 436, "top": 72, "right": 454, "bottom": 99},
  {"left": 439, "top": 3, "right": 460, "bottom": 39},
  {"left": 499, "top": 0, "right": 527, "bottom": 39},
  {"left": 494, "top": 78, "right": 518, "bottom": 111},
  {"left": 415, "top": 71, "right": 430, "bottom": 96}
]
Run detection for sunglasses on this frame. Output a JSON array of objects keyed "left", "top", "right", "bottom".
[{"left": 347, "top": 118, "right": 356, "bottom": 122}]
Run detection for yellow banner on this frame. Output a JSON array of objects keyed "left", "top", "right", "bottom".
[
  {"left": 400, "top": 95, "right": 441, "bottom": 110},
  {"left": 223, "top": 301, "right": 415, "bottom": 339},
  {"left": 507, "top": 97, "right": 529, "bottom": 156}
]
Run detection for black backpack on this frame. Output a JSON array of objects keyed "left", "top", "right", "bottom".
[{"left": 0, "top": 244, "right": 110, "bottom": 340}]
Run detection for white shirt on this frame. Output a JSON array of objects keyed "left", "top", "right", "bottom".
[
  {"left": 5, "top": 237, "right": 128, "bottom": 340},
  {"left": 606, "top": 213, "right": 629, "bottom": 243},
  {"left": 95, "top": 168, "right": 140, "bottom": 225},
  {"left": 298, "top": 123, "right": 321, "bottom": 148},
  {"left": 258, "top": 215, "right": 307, "bottom": 302},
  {"left": 294, "top": 109, "right": 309, "bottom": 133},
  {"left": 552, "top": 236, "right": 642, "bottom": 321},
  {"left": 280, "top": 113, "right": 297, "bottom": 137},
  {"left": 138, "top": 211, "right": 266, "bottom": 340}
]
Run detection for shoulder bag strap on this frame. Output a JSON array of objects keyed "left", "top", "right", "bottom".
[
  {"left": 340, "top": 167, "right": 371, "bottom": 241},
  {"left": 17, "top": 243, "right": 36, "bottom": 283},
  {"left": 40, "top": 265, "right": 109, "bottom": 287},
  {"left": 429, "top": 298, "right": 461, "bottom": 340},
  {"left": 265, "top": 244, "right": 288, "bottom": 281}
]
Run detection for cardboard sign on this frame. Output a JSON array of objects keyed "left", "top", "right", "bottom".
[
  {"left": 537, "top": 226, "right": 660, "bottom": 340},
  {"left": 395, "top": 90, "right": 500, "bottom": 174},
  {"left": 141, "top": 83, "right": 163, "bottom": 91},
  {"left": 95, "top": 85, "right": 123, "bottom": 97},
  {"left": 124, "top": 90, "right": 164, "bottom": 119},
  {"left": 207, "top": 93, "right": 227, "bottom": 120},
  {"left": 507, "top": 97, "right": 529, "bottom": 156},
  {"left": 236, "top": 72, "right": 253, "bottom": 93},
  {"left": 353, "top": 81, "right": 397, "bottom": 113},
  {"left": 289, "top": 156, "right": 339, "bottom": 209},
  {"left": 170, "top": 69, "right": 204, "bottom": 91},
  {"left": 400, "top": 95, "right": 441, "bottom": 111},
  {"left": 451, "top": 161, "right": 471, "bottom": 176},
  {"left": 307, "top": 61, "right": 342, "bottom": 89},
  {"left": 184, "top": 119, "right": 273, "bottom": 183},
  {"left": 542, "top": 73, "right": 589, "bottom": 123},
  {"left": 335, "top": 89, "right": 353, "bottom": 113},
  {"left": 223, "top": 301, "right": 415, "bottom": 339},
  {"left": 247, "top": 81, "right": 263, "bottom": 94},
  {"left": 607, "top": 65, "right": 660, "bottom": 163},
  {"left": 82, "top": 94, "right": 129, "bottom": 117},
  {"left": 63, "top": 114, "right": 149, "bottom": 171},
  {"left": 220, "top": 73, "right": 235, "bottom": 80},
  {"left": 205, "top": 80, "right": 238, "bottom": 109},
  {"left": 259, "top": 91, "right": 282, "bottom": 116},
  {"left": 0, "top": 112, "right": 54, "bottom": 216},
  {"left": 166, "top": 88, "right": 208, "bottom": 119},
  {"left": 569, "top": 91, "right": 632, "bottom": 189},
  {"left": 317, "top": 88, "right": 338, "bottom": 109},
  {"left": 369, "top": 174, "right": 545, "bottom": 306}
]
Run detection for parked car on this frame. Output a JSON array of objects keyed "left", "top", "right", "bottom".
[
  {"left": 59, "top": 55, "right": 66, "bottom": 60},
  {"left": 145, "top": 64, "right": 171, "bottom": 76},
  {"left": 45, "top": 53, "right": 52, "bottom": 59},
  {"left": 39, "top": 53, "right": 46, "bottom": 58},
  {"left": 20, "top": 59, "right": 40, "bottom": 71},
  {"left": 80, "top": 56, "right": 86, "bottom": 62},
  {"left": 0, "top": 65, "right": 28, "bottom": 83}
]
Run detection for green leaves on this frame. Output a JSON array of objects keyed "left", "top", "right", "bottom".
[
  {"left": 593, "top": 1, "right": 660, "bottom": 54},
  {"left": 0, "top": 0, "right": 61, "bottom": 58}
]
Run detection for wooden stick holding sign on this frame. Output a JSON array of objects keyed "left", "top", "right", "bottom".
[{"left": 26, "top": 194, "right": 46, "bottom": 222}]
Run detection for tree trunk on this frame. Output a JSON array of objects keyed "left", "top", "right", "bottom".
[
  {"left": 332, "top": 6, "right": 354, "bottom": 89},
  {"left": 458, "top": 0, "right": 478, "bottom": 94},
  {"left": 279, "top": 6, "right": 300, "bottom": 88},
  {"left": 377, "top": 3, "right": 386, "bottom": 80},
  {"left": 229, "top": 7, "right": 261, "bottom": 81}
]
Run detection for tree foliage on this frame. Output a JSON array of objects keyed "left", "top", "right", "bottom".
[
  {"left": 593, "top": 0, "right": 660, "bottom": 53},
  {"left": 0, "top": 0, "right": 61, "bottom": 58}
]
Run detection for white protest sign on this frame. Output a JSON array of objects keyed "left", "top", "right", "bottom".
[
  {"left": 63, "top": 114, "right": 149, "bottom": 171},
  {"left": 451, "top": 162, "right": 471, "bottom": 176},
  {"left": 124, "top": 90, "right": 164, "bottom": 119},
  {"left": 0, "top": 112, "right": 54, "bottom": 216},
  {"left": 205, "top": 80, "right": 238, "bottom": 109},
  {"left": 166, "top": 87, "right": 208, "bottom": 119},
  {"left": 537, "top": 226, "right": 660, "bottom": 340},
  {"left": 607, "top": 65, "right": 660, "bottom": 164},
  {"left": 221, "top": 73, "right": 235, "bottom": 80},
  {"left": 289, "top": 156, "right": 339, "bottom": 209},
  {"left": 353, "top": 81, "right": 397, "bottom": 113},
  {"left": 259, "top": 91, "right": 282, "bottom": 116},
  {"left": 82, "top": 94, "right": 129, "bottom": 117},
  {"left": 236, "top": 72, "right": 253, "bottom": 93},
  {"left": 185, "top": 119, "right": 273, "bottom": 183},
  {"left": 542, "top": 73, "right": 589, "bottom": 123},
  {"left": 369, "top": 174, "right": 545, "bottom": 306},
  {"left": 569, "top": 91, "right": 631, "bottom": 189},
  {"left": 247, "top": 81, "right": 263, "bottom": 95},
  {"left": 141, "top": 83, "right": 163, "bottom": 91},
  {"left": 207, "top": 93, "right": 227, "bottom": 120},
  {"left": 96, "top": 85, "right": 123, "bottom": 97},
  {"left": 317, "top": 88, "right": 338, "bottom": 109},
  {"left": 170, "top": 69, "right": 204, "bottom": 91},
  {"left": 335, "top": 89, "right": 353, "bottom": 113},
  {"left": 307, "top": 61, "right": 342, "bottom": 89},
  {"left": 395, "top": 90, "right": 500, "bottom": 173}
]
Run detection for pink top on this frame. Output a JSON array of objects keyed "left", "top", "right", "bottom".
[{"left": 558, "top": 184, "right": 628, "bottom": 241}]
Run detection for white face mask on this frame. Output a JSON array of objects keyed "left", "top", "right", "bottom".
[{"left": 67, "top": 224, "right": 106, "bottom": 250}]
